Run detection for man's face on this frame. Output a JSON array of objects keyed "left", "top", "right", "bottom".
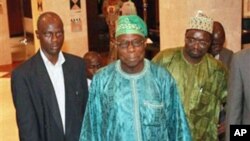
[
  {"left": 116, "top": 34, "right": 145, "bottom": 73},
  {"left": 209, "top": 30, "right": 225, "bottom": 56},
  {"left": 36, "top": 19, "right": 64, "bottom": 59},
  {"left": 86, "top": 56, "right": 102, "bottom": 79},
  {"left": 184, "top": 29, "right": 212, "bottom": 60}
]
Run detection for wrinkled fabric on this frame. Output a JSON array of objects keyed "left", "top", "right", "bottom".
[
  {"left": 152, "top": 47, "right": 228, "bottom": 141},
  {"left": 79, "top": 59, "right": 192, "bottom": 141}
]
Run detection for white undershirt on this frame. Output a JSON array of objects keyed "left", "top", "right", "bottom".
[
  {"left": 87, "top": 78, "right": 91, "bottom": 88},
  {"left": 40, "top": 50, "right": 66, "bottom": 133},
  {"left": 215, "top": 54, "right": 220, "bottom": 60}
]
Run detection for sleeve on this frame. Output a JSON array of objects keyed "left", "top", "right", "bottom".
[
  {"left": 226, "top": 54, "right": 243, "bottom": 140},
  {"left": 79, "top": 75, "right": 102, "bottom": 141},
  {"left": 226, "top": 54, "right": 243, "bottom": 124},
  {"left": 218, "top": 67, "right": 228, "bottom": 104},
  {"left": 163, "top": 75, "right": 192, "bottom": 141},
  {"left": 11, "top": 71, "right": 40, "bottom": 141}
]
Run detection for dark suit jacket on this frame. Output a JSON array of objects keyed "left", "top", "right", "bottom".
[
  {"left": 11, "top": 51, "right": 88, "bottom": 141},
  {"left": 226, "top": 48, "right": 250, "bottom": 141},
  {"left": 218, "top": 47, "right": 234, "bottom": 69}
]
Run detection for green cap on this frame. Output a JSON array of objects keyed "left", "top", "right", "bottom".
[{"left": 115, "top": 15, "right": 147, "bottom": 37}]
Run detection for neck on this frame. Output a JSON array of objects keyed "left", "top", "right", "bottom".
[
  {"left": 121, "top": 61, "right": 144, "bottom": 74},
  {"left": 48, "top": 56, "right": 59, "bottom": 65}
]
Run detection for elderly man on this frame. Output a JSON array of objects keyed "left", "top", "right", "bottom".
[
  {"left": 152, "top": 11, "right": 228, "bottom": 141},
  {"left": 11, "top": 12, "right": 88, "bottom": 141},
  {"left": 79, "top": 15, "right": 191, "bottom": 141}
]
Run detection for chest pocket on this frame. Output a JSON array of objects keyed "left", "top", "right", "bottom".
[
  {"left": 191, "top": 82, "right": 218, "bottom": 116},
  {"left": 141, "top": 101, "right": 164, "bottom": 126}
]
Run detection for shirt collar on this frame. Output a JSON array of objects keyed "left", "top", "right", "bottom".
[
  {"left": 116, "top": 59, "right": 148, "bottom": 80},
  {"left": 40, "top": 49, "right": 65, "bottom": 66},
  {"left": 214, "top": 54, "right": 220, "bottom": 60}
]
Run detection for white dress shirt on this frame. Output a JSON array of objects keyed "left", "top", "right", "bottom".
[{"left": 40, "top": 50, "right": 66, "bottom": 133}]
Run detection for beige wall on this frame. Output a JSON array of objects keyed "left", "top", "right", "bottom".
[
  {"left": 0, "top": 0, "right": 11, "bottom": 65},
  {"left": 31, "top": 0, "right": 88, "bottom": 57},
  {"left": 159, "top": 0, "right": 242, "bottom": 52},
  {"left": 243, "top": 0, "right": 250, "bottom": 18}
]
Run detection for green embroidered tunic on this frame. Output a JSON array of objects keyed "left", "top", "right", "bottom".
[{"left": 152, "top": 47, "right": 228, "bottom": 141}]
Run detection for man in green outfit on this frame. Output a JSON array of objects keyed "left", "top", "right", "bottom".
[{"left": 152, "top": 11, "right": 228, "bottom": 141}]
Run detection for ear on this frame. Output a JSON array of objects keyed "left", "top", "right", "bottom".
[
  {"left": 144, "top": 39, "right": 147, "bottom": 47},
  {"left": 35, "top": 30, "right": 40, "bottom": 39}
]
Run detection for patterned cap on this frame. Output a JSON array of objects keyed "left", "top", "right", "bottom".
[
  {"left": 115, "top": 15, "right": 147, "bottom": 37},
  {"left": 188, "top": 10, "right": 213, "bottom": 34}
]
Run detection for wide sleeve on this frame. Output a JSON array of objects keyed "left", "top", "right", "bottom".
[
  {"left": 216, "top": 66, "right": 228, "bottom": 104},
  {"left": 11, "top": 71, "right": 40, "bottom": 141},
  {"left": 79, "top": 75, "right": 102, "bottom": 141},
  {"left": 164, "top": 76, "right": 192, "bottom": 141}
]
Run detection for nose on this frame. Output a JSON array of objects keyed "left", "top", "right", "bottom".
[
  {"left": 127, "top": 42, "right": 135, "bottom": 52},
  {"left": 52, "top": 33, "right": 58, "bottom": 42},
  {"left": 193, "top": 41, "right": 199, "bottom": 49}
]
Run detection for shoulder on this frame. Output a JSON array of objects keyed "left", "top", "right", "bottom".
[
  {"left": 149, "top": 60, "right": 175, "bottom": 82},
  {"left": 221, "top": 48, "right": 234, "bottom": 56},
  {"left": 90, "top": 62, "right": 116, "bottom": 87},
  {"left": 12, "top": 53, "right": 40, "bottom": 76},
  {"left": 233, "top": 48, "right": 250, "bottom": 61},
  {"left": 63, "top": 52, "right": 85, "bottom": 70},
  {"left": 94, "top": 61, "right": 116, "bottom": 78},
  {"left": 63, "top": 52, "right": 83, "bottom": 63},
  {"left": 152, "top": 47, "right": 182, "bottom": 64},
  {"left": 205, "top": 54, "right": 228, "bottom": 74},
  {"left": 154, "top": 47, "right": 181, "bottom": 59}
]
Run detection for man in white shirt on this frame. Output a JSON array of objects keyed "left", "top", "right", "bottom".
[{"left": 11, "top": 11, "right": 88, "bottom": 141}]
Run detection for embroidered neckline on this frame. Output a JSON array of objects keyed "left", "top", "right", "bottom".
[{"left": 116, "top": 59, "right": 148, "bottom": 80}]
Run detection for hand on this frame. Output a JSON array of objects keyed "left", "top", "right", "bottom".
[{"left": 218, "top": 121, "right": 225, "bottom": 135}]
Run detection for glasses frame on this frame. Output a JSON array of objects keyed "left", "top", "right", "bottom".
[
  {"left": 115, "top": 38, "right": 146, "bottom": 49},
  {"left": 185, "top": 37, "right": 210, "bottom": 49}
]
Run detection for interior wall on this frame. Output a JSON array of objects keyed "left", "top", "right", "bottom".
[
  {"left": 159, "top": 0, "right": 242, "bottom": 52},
  {"left": 0, "top": 0, "right": 12, "bottom": 65},
  {"left": 31, "top": 0, "right": 88, "bottom": 57}
]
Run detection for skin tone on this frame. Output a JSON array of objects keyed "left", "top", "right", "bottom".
[
  {"left": 209, "top": 21, "right": 225, "bottom": 57},
  {"left": 72, "top": 0, "right": 78, "bottom": 3},
  {"left": 116, "top": 34, "right": 146, "bottom": 74},
  {"left": 183, "top": 29, "right": 212, "bottom": 64},
  {"left": 35, "top": 12, "right": 64, "bottom": 65},
  {"left": 83, "top": 52, "right": 103, "bottom": 79}
]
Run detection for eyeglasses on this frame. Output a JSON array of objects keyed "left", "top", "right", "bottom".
[
  {"left": 116, "top": 38, "right": 145, "bottom": 49},
  {"left": 186, "top": 38, "right": 210, "bottom": 49}
]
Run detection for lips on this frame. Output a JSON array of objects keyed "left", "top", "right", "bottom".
[
  {"left": 128, "top": 58, "right": 137, "bottom": 62},
  {"left": 51, "top": 45, "right": 59, "bottom": 50},
  {"left": 191, "top": 49, "right": 200, "bottom": 54}
]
